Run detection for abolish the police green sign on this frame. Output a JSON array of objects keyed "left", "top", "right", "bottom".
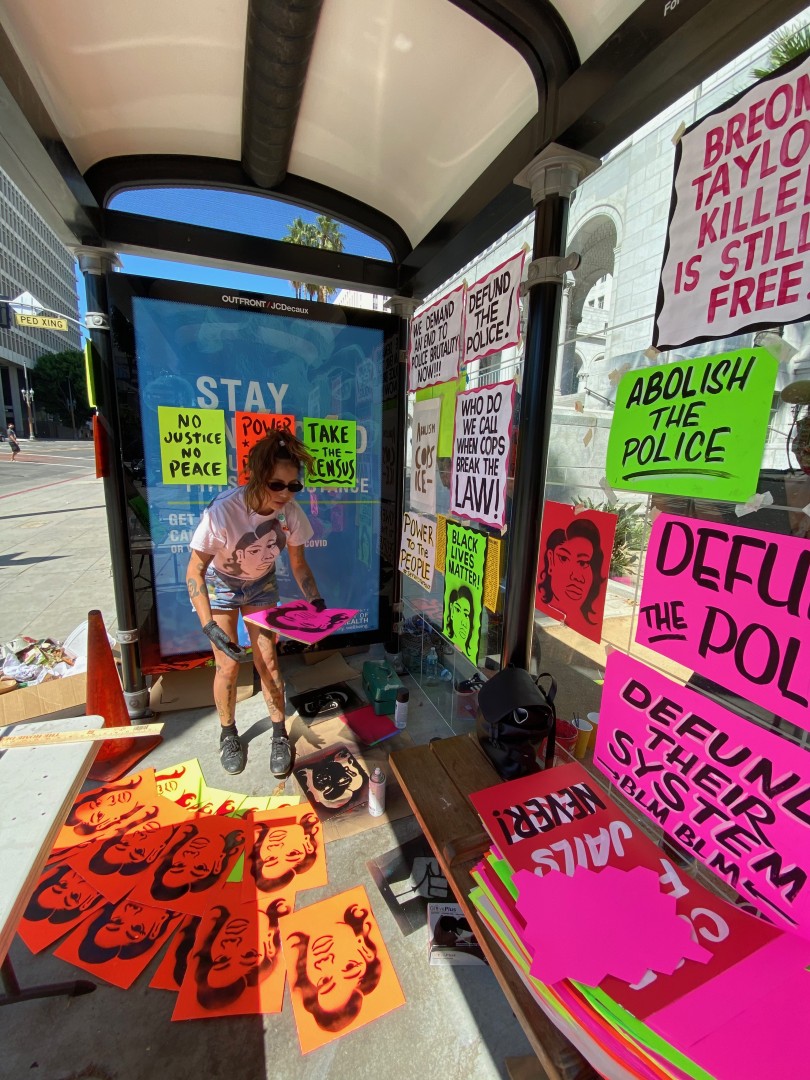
[{"left": 606, "top": 348, "right": 777, "bottom": 501}]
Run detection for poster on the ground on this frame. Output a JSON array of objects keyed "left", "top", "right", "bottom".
[
  {"left": 443, "top": 520, "right": 486, "bottom": 663},
  {"left": 410, "top": 398, "right": 441, "bottom": 513},
  {"left": 535, "top": 501, "right": 617, "bottom": 643},
  {"left": 450, "top": 380, "right": 514, "bottom": 530},
  {"left": 596, "top": 650, "right": 810, "bottom": 937},
  {"left": 606, "top": 349, "right": 777, "bottom": 501},
  {"left": 463, "top": 251, "right": 524, "bottom": 365},
  {"left": 407, "top": 285, "right": 464, "bottom": 392},
  {"left": 398, "top": 511, "right": 436, "bottom": 591},
  {"left": 636, "top": 513, "right": 810, "bottom": 732},
  {"left": 655, "top": 52, "right": 810, "bottom": 349}
]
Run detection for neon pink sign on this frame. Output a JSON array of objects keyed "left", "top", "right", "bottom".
[
  {"left": 596, "top": 651, "right": 810, "bottom": 936},
  {"left": 637, "top": 514, "right": 810, "bottom": 732}
]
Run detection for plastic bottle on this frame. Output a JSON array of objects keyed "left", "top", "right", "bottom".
[
  {"left": 394, "top": 688, "right": 410, "bottom": 730},
  {"left": 425, "top": 646, "right": 439, "bottom": 684},
  {"left": 438, "top": 666, "right": 453, "bottom": 682}
]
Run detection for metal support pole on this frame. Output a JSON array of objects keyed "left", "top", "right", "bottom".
[
  {"left": 501, "top": 145, "right": 600, "bottom": 671},
  {"left": 76, "top": 247, "right": 149, "bottom": 718}
]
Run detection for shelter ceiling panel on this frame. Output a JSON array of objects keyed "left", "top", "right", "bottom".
[
  {"left": 0, "top": 0, "right": 247, "bottom": 170},
  {"left": 549, "top": 0, "right": 645, "bottom": 62},
  {"left": 289, "top": 0, "right": 537, "bottom": 247}
]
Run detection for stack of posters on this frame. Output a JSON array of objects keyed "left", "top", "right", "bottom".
[
  {"left": 17, "top": 760, "right": 405, "bottom": 1052},
  {"left": 467, "top": 761, "right": 810, "bottom": 1080}
]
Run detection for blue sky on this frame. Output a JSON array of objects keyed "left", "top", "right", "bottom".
[{"left": 74, "top": 187, "right": 391, "bottom": 334}]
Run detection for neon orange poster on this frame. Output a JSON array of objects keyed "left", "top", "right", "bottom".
[
  {"left": 242, "top": 805, "right": 327, "bottom": 901},
  {"left": 52, "top": 770, "right": 160, "bottom": 852},
  {"left": 172, "top": 883, "right": 293, "bottom": 1019},
  {"left": 535, "top": 501, "right": 617, "bottom": 643},
  {"left": 150, "top": 915, "right": 201, "bottom": 991},
  {"left": 65, "top": 822, "right": 183, "bottom": 903},
  {"left": 16, "top": 862, "right": 105, "bottom": 953},
  {"left": 281, "top": 885, "right": 405, "bottom": 1053},
  {"left": 54, "top": 892, "right": 181, "bottom": 989},
  {"left": 127, "top": 816, "right": 247, "bottom": 917}
]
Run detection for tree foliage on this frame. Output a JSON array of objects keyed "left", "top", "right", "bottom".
[
  {"left": 31, "top": 348, "right": 90, "bottom": 428},
  {"left": 752, "top": 23, "right": 810, "bottom": 78},
  {"left": 282, "top": 214, "right": 345, "bottom": 302}
]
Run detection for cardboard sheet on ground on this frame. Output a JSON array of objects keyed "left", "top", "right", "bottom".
[
  {"left": 53, "top": 769, "right": 161, "bottom": 852},
  {"left": 127, "top": 815, "right": 247, "bottom": 917},
  {"left": 155, "top": 758, "right": 206, "bottom": 810},
  {"left": 17, "top": 861, "right": 106, "bottom": 953},
  {"left": 443, "top": 519, "right": 485, "bottom": 663},
  {"left": 367, "top": 834, "right": 451, "bottom": 936},
  {"left": 172, "top": 883, "right": 292, "bottom": 1019},
  {"left": 341, "top": 705, "right": 398, "bottom": 746},
  {"left": 158, "top": 405, "right": 227, "bottom": 486},
  {"left": 284, "top": 652, "right": 361, "bottom": 694},
  {"left": 303, "top": 417, "right": 357, "bottom": 489},
  {"left": 636, "top": 512, "right": 810, "bottom": 734},
  {"left": 54, "top": 892, "right": 182, "bottom": 989},
  {"left": 242, "top": 804, "right": 327, "bottom": 901},
  {"left": 535, "top": 501, "right": 617, "bottom": 644},
  {"left": 235, "top": 410, "right": 295, "bottom": 485},
  {"left": 245, "top": 601, "right": 358, "bottom": 644},
  {"left": 65, "top": 821, "right": 184, "bottom": 903},
  {"left": 515, "top": 865, "right": 711, "bottom": 987},
  {"left": 606, "top": 350, "right": 777, "bottom": 501},
  {"left": 293, "top": 743, "right": 369, "bottom": 820},
  {"left": 289, "top": 681, "right": 365, "bottom": 724},
  {"left": 280, "top": 884, "right": 406, "bottom": 1054},
  {"left": 409, "top": 399, "right": 441, "bottom": 513},
  {"left": 597, "top": 650, "right": 810, "bottom": 935},
  {"left": 450, "top": 380, "right": 515, "bottom": 530},
  {"left": 150, "top": 914, "right": 200, "bottom": 991}
]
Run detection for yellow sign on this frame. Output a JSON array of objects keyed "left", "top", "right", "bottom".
[{"left": 14, "top": 313, "right": 69, "bottom": 331}]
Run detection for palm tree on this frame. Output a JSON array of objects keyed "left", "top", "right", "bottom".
[
  {"left": 281, "top": 213, "right": 345, "bottom": 303},
  {"left": 753, "top": 22, "right": 810, "bottom": 78}
]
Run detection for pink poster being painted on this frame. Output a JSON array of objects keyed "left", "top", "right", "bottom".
[
  {"left": 534, "top": 501, "right": 617, "bottom": 643},
  {"left": 637, "top": 513, "right": 810, "bottom": 732},
  {"left": 244, "top": 601, "right": 358, "bottom": 644},
  {"left": 450, "top": 380, "right": 515, "bottom": 530},
  {"left": 596, "top": 650, "right": 810, "bottom": 937}
]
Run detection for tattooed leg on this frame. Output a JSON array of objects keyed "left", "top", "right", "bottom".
[
  {"left": 211, "top": 611, "right": 240, "bottom": 728},
  {"left": 244, "top": 612, "right": 285, "bottom": 725}
]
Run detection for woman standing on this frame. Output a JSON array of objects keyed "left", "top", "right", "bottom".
[
  {"left": 186, "top": 430, "right": 325, "bottom": 779},
  {"left": 7, "top": 422, "right": 20, "bottom": 461}
]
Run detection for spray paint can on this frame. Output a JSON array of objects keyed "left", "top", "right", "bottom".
[
  {"left": 394, "top": 688, "right": 409, "bottom": 731},
  {"left": 368, "top": 766, "right": 386, "bottom": 816}
]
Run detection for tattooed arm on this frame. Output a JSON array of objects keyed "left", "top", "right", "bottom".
[
  {"left": 287, "top": 544, "right": 323, "bottom": 604},
  {"left": 186, "top": 550, "right": 216, "bottom": 628}
]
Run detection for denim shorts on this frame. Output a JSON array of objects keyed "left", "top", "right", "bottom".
[{"left": 204, "top": 566, "right": 280, "bottom": 612}]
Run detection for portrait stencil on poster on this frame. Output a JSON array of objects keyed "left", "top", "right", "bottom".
[
  {"left": 398, "top": 511, "right": 435, "bottom": 591},
  {"left": 410, "top": 398, "right": 441, "bottom": 513},
  {"left": 606, "top": 349, "right": 777, "bottom": 501},
  {"left": 450, "top": 380, "right": 514, "bottom": 530},
  {"left": 245, "top": 602, "right": 358, "bottom": 644},
  {"left": 535, "top": 501, "right": 617, "bottom": 644},
  {"left": 655, "top": 52, "right": 810, "bottom": 349},
  {"left": 596, "top": 650, "right": 810, "bottom": 937},
  {"left": 407, "top": 284, "right": 464, "bottom": 392},
  {"left": 303, "top": 417, "right": 357, "bottom": 489},
  {"left": 463, "top": 251, "right": 524, "bottom": 365},
  {"left": 637, "top": 513, "right": 810, "bottom": 733},
  {"left": 293, "top": 743, "right": 369, "bottom": 821},
  {"left": 242, "top": 804, "right": 327, "bottom": 900},
  {"left": 158, "top": 406, "right": 227, "bottom": 485},
  {"left": 443, "top": 520, "right": 486, "bottom": 663},
  {"left": 235, "top": 410, "right": 294, "bottom": 484}
]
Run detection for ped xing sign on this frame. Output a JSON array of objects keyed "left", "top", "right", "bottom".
[{"left": 14, "top": 313, "right": 69, "bottom": 331}]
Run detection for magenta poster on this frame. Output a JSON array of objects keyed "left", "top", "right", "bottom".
[
  {"left": 596, "top": 650, "right": 810, "bottom": 936},
  {"left": 637, "top": 514, "right": 810, "bottom": 731}
]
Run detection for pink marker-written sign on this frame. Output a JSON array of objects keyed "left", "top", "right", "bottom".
[
  {"left": 596, "top": 650, "right": 810, "bottom": 937},
  {"left": 637, "top": 513, "right": 810, "bottom": 732}
]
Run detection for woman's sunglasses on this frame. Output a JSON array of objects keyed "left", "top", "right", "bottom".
[{"left": 266, "top": 480, "right": 304, "bottom": 493}]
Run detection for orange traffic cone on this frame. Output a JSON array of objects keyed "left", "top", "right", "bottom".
[{"left": 86, "top": 609, "right": 162, "bottom": 782}]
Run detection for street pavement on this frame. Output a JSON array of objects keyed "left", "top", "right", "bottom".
[{"left": 0, "top": 437, "right": 116, "bottom": 645}]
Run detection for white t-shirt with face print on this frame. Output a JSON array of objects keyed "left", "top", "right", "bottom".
[{"left": 189, "top": 487, "right": 314, "bottom": 584}]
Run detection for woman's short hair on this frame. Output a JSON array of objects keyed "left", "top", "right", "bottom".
[
  {"left": 248, "top": 813, "right": 320, "bottom": 893},
  {"left": 243, "top": 429, "right": 314, "bottom": 513},
  {"left": 288, "top": 903, "right": 382, "bottom": 1032}
]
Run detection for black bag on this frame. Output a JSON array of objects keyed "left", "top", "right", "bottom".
[{"left": 476, "top": 667, "right": 557, "bottom": 781}]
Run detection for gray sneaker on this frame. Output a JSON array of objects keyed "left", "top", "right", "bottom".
[
  {"left": 270, "top": 734, "right": 292, "bottom": 778},
  {"left": 220, "top": 729, "right": 245, "bottom": 775}
]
